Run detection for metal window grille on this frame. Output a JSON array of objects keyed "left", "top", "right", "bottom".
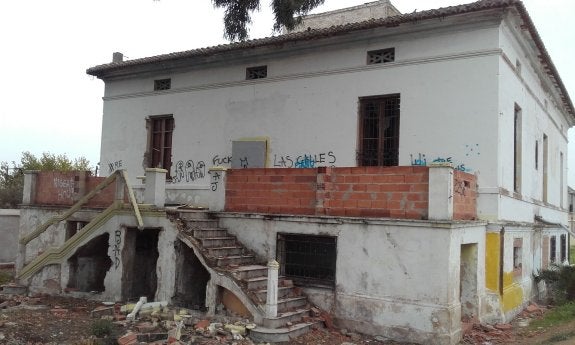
[
  {"left": 358, "top": 94, "right": 400, "bottom": 166},
  {"left": 367, "top": 48, "right": 395, "bottom": 64},
  {"left": 149, "top": 116, "right": 174, "bottom": 177},
  {"left": 550, "top": 236, "right": 557, "bottom": 263},
  {"left": 246, "top": 66, "right": 267, "bottom": 80},
  {"left": 277, "top": 234, "right": 336, "bottom": 287},
  {"left": 154, "top": 78, "right": 171, "bottom": 91}
]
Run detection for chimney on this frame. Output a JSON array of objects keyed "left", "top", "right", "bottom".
[{"left": 112, "top": 52, "right": 124, "bottom": 63}]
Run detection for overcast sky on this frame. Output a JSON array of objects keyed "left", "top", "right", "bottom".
[{"left": 0, "top": 0, "right": 573, "bottom": 181}]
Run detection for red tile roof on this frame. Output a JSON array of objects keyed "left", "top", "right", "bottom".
[{"left": 86, "top": 0, "right": 574, "bottom": 118}]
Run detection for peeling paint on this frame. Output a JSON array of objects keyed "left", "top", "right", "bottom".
[{"left": 485, "top": 233, "right": 500, "bottom": 292}]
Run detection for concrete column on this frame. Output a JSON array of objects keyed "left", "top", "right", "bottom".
[
  {"left": 144, "top": 168, "right": 167, "bottom": 207},
  {"left": 265, "top": 260, "right": 280, "bottom": 318},
  {"left": 428, "top": 165, "right": 454, "bottom": 220},
  {"left": 22, "top": 170, "right": 39, "bottom": 205},
  {"left": 205, "top": 279, "right": 217, "bottom": 317},
  {"left": 115, "top": 171, "right": 126, "bottom": 201}
]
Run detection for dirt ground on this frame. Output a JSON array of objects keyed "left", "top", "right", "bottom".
[{"left": 0, "top": 292, "right": 574, "bottom": 345}]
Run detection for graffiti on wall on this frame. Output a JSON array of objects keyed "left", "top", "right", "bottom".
[
  {"left": 454, "top": 178, "right": 470, "bottom": 196},
  {"left": 108, "top": 160, "right": 123, "bottom": 173},
  {"left": 273, "top": 151, "right": 336, "bottom": 168},
  {"left": 113, "top": 229, "right": 121, "bottom": 269},
  {"left": 209, "top": 170, "right": 222, "bottom": 191},
  {"left": 53, "top": 177, "right": 75, "bottom": 201},
  {"left": 410, "top": 154, "right": 427, "bottom": 166},
  {"left": 172, "top": 160, "right": 206, "bottom": 183}
]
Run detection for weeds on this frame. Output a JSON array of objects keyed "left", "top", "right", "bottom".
[
  {"left": 529, "top": 302, "right": 575, "bottom": 329},
  {"left": 0, "top": 271, "right": 13, "bottom": 285},
  {"left": 90, "top": 319, "right": 113, "bottom": 338},
  {"left": 536, "top": 264, "right": 575, "bottom": 304}
]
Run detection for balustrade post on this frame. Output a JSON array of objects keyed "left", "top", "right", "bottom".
[{"left": 265, "top": 260, "right": 280, "bottom": 318}]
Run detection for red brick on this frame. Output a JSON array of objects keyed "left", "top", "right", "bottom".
[
  {"left": 117, "top": 332, "right": 137, "bottom": 345},
  {"left": 358, "top": 175, "right": 373, "bottom": 183},
  {"left": 410, "top": 183, "right": 429, "bottom": 192},
  {"left": 357, "top": 200, "right": 371, "bottom": 208}
]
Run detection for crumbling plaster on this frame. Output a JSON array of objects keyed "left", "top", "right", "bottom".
[{"left": 218, "top": 212, "right": 487, "bottom": 344}]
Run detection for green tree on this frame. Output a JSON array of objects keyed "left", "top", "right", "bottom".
[
  {"left": 0, "top": 152, "right": 92, "bottom": 209},
  {"left": 213, "top": 0, "right": 325, "bottom": 41}
]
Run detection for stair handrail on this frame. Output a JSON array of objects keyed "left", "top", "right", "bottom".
[
  {"left": 19, "top": 169, "right": 143, "bottom": 245},
  {"left": 121, "top": 169, "right": 143, "bottom": 230},
  {"left": 17, "top": 200, "right": 123, "bottom": 280}
]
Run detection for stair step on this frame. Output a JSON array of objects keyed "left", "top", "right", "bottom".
[
  {"left": 262, "top": 308, "right": 312, "bottom": 328},
  {"left": 206, "top": 246, "right": 246, "bottom": 257},
  {"left": 277, "top": 296, "right": 308, "bottom": 312},
  {"left": 215, "top": 255, "right": 256, "bottom": 267},
  {"left": 255, "top": 286, "right": 295, "bottom": 302},
  {"left": 231, "top": 265, "right": 268, "bottom": 280},
  {"left": 249, "top": 321, "right": 320, "bottom": 343},
  {"left": 186, "top": 219, "right": 219, "bottom": 229},
  {"left": 193, "top": 228, "right": 229, "bottom": 238},
  {"left": 199, "top": 236, "right": 237, "bottom": 248},
  {"left": 178, "top": 210, "right": 210, "bottom": 220},
  {"left": 245, "top": 276, "right": 268, "bottom": 290}
]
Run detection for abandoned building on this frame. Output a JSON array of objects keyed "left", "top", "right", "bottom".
[{"left": 15, "top": 0, "right": 575, "bottom": 344}]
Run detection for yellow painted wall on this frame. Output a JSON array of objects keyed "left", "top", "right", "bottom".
[
  {"left": 485, "top": 232, "right": 500, "bottom": 292},
  {"left": 502, "top": 272, "right": 523, "bottom": 312},
  {"left": 484, "top": 232, "right": 524, "bottom": 312}
]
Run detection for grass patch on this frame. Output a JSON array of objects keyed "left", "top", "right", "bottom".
[
  {"left": 530, "top": 302, "right": 575, "bottom": 329},
  {"left": 547, "top": 331, "right": 575, "bottom": 343},
  {"left": 570, "top": 245, "right": 575, "bottom": 265},
  {"left": 0, "top": 271, "right": 13, "bottom": 285}
]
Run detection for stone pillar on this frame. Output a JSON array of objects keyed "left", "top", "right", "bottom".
[
  {"left": 428, "top": 165, "right": 454, "bottom": 220},
  {"left": 115, "top": 171, "right": 126, "bottom": 201},
  {"left": 265, "top": 260, "right": 280, "bottom": 318},
  {"left": 22, "top": 170, "right": 39, "bottom": 205},
  {"left": 144, "top": 168, "right": 167, "bottom": 207}
]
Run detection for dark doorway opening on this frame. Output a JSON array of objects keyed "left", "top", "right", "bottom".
[
  {"left": 173, "top": 240, "right": 210, "bottom": 310},
  {"left": 67, "top": 233, "right": 112, "bottom": 292},
  {"left": 122, "top": 228, "right": 160, "bottom": 301}
]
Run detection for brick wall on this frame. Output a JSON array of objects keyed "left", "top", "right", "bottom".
[
  {"left": 225, "top": 168, "right": 317, "bottom": 215},
  {"left": 33, "top": 171, "right": 116, "bottom": 208},
  {"left": 321, "top": 166, "right": 429, "bottom": 219},
  {"left": 452, "top": 170, "right": 477, "bottom": 220},
  {"left": 226, "top": 166, "right": 431, "bottom": 220}
]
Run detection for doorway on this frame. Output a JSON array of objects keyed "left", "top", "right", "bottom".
[
  {"left": 122, "top": 228, "right": 160, "bottom": 301},
  {"left": 460, "top": 243, "right": 478, "bottom": 320}
]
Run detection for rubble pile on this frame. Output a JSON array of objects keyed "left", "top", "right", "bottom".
[{"left": 461, "top": 303, "right": 546, "bottom": 344}]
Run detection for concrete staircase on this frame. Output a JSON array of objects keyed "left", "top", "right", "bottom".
[{"left": 173, "top": 210, "right": 319, "bottom": 342}]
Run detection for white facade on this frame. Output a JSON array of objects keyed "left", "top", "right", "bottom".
[
  {"left": 93, "top": 8, "right": 572, "bottom": 228},
  {"left": 14, "top": 2, "right": 569, "bottom": 344}
]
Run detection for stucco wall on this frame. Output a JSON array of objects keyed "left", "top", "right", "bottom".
[
  {"left": 493, "top": 17, "right": 569, "bottom": 224},
  {"left": 218, "top": 213, "right": 487, "bottom": 344},
  {"left": 99, "top": 21, "right": 500, "bottom": 186},
  {"left": 0, "top": 209, "right": 20, "bottom": 263}
]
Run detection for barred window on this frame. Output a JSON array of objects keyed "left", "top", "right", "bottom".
[
  {"left": 367, "top": 48, "right": 395, "bottom": 64},
  {"left": 357, "top": 94, "right": 400, "bottom": 167},
  {"left": 277, "top": 233, "right": 336, "bottom": 288},
  {"left": 146, "top": 115, "right": 174, "bottom": 178},
  {"left": 246, "top": 66, "right": 267, "bottom": 80},
  {"left": 154, "top": 78, "right": 171, "bottom": 91}
]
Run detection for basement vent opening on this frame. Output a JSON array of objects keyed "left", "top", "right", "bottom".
[
  {"left": 246, "top": 66, "right": 267, "bottom": 80},
  {"left": 154, "top": 78, "right": 171, "bottom": 91},
  {"left": 367, "top": 48, "right": 395, "bottom": 64},
  {"left": 277, "top": 233, "right": 336, "bottom": 288}
]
